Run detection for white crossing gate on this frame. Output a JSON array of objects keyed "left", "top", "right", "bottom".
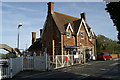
[
  {"left": 10, "top": 57, "right": 23, "bottom": 77},
  {"left": 54, "top": 55, "right": 83, "bottom": 69},
  {"left": 23, "top": 56, "right": 34, "bottom": 70},
  {"left": 0, "top": 54, "right": 50, "bottom": 79},
  {"left": 34, "top": 56, "right": 50, "bottom": 71}
]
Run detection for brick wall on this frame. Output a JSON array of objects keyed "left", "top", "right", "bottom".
[{"left": 111, "top": 54, "right": 120, "bottom": 58}]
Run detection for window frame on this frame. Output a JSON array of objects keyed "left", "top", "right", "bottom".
[
  {"left": 67, "top": 31, "right": 71, "bottom": 38},
  {"left": 80, "top": 32, "right": 84, "bottom": 39}
]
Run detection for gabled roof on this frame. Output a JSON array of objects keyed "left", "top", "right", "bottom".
[
  {"left": 52, "top": 12, "right": 80, "bottom": 33},
  {"left": 51, "top": 11, "right": 94, "bottom": 36}
]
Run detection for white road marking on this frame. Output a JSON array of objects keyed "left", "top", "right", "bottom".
[
  {"left": 113, "top": 58, "right": 120, "bottom": 61},
  {"left": 110, "top": 63, "right": 119, "bottom": 66},
  {"left": 100, "top": 68, "right": 107, "bottom": 71}
]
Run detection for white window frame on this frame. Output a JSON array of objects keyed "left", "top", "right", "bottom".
[
  {"left": 80, "top": 32, "right": 84, "bottom": 39},
  {"left": 67, "top": 31, "right": 71, "bottom": 38}
]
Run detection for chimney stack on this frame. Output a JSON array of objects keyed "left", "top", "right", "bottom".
[
  {"left": 32, "top": 32, "right": 36, "bottom": 44},
  {"left": 40, "top": 29, "right": 43, "bottom": 37},
  {"left": 47, "top": 2, "right": 54, "bottom": 14},
  {"left": 81, "top": 12, "right": 86, "bottom": 22}
]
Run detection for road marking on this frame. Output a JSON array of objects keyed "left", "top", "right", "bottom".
[
  {"left": 113, "top": 58, "right": 120, "bottom": 61},
  {"left": 81, "top": 74, "right": 90, "bottom": 76},
  {"left": 110, "top": 63, "right": 119, "bottom": 66},
  {"left": 100, "top": 69, "right": 106, "bottom": 71}
]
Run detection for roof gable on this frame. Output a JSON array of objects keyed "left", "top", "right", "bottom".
[
  {"left": 66, "top": 23, "right": 73, "bottom": 32},
  {"left": 77, "top": 19, "right": 90, "bottom": 37},
  {"left": 52, "top": 12, "right": 80, "bottom": 33}
]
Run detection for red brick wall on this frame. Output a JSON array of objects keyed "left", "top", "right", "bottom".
[
  {"left": 77, "top": 24, "right": 89, "bottom": 47},
  {"left": 42, "top": 15, "right": 61, "bottom": 55},
  {"left": 111, "top": 54, "right": 120, "bottom": 58},
  {"left": 63, "top": 28, "right": 75, "bottom": 46}
]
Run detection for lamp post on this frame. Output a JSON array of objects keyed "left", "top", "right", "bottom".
[{"left": 17, "top": 23, "right": 22, "bottom": 49}]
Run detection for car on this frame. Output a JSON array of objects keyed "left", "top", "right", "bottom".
[{"left": 97, "top": 52, "right": 112, "bottom": 61}]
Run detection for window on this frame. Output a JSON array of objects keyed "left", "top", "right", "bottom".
[
  {"left": 89, "top": 35, "right": 92, "bottom": 41},
  {"left": 80, "top": 32, "right": 84, "bottom": 39},
  {"left": 67, "top": 32, "right": 71, "bottom": 38}
]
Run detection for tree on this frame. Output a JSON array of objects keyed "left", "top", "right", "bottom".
[
  {"left": 96, "top": 35, "right": 120, "bottom": 54},
  {"left": 105, "top": 2, "right": 120, "bottom": 42}
]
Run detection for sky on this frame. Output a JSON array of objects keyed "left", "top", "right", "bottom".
[{"left": 0, "top": 2, "right": 118, "bottom": 53}]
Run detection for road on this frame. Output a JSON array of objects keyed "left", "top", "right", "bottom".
[{"left": 13, "top": 58, "right": 120, "bottom": 80}]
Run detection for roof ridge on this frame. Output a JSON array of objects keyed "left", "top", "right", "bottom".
[{"left": 54, "top": 11, "right": 80, "bottom": 20}]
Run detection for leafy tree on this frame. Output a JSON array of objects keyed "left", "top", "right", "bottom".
[
  {"left": 96, "top": 35, "right": 120, "bottom": 54},
  {"left": 105, "top": 2, "right": 120, "bottom": 42}
]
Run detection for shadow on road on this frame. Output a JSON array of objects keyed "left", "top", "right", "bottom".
[
  {"left": 10, "top": 69, "right": 120, "bottom": 80},
  {"left": 4, "top": 59, "right": 119, "bottom": 80}
]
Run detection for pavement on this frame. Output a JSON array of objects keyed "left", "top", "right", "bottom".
[{"left": 11, "top": 58, "right": 120, "bottom": 80}]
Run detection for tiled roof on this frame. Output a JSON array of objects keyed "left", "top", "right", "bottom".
[{"left": 52, "top": 12, "right": 80, "bottom": 33}]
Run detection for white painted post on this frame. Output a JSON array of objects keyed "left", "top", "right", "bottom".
[
  {"left": 10, "top": 58, "right": 12, "bottom": 78},
  {"left": 52, "top": 40, "right": 55, "bottom": 62},
  {"left": 0, "top": 68, "right": 2, "bottom": 79},
  {"left": 61, "top": 35, "right": 64, "bottom": 67},
  {"left": 56, "top": 56, "right": 57, "bottom": 68},
  {"left": 21, "top": 56, "right": 23, "bottom": 71},
  {"left": 44, "top": 48, "right": 47, "bottom": 70},
  {"left": 46, "top": 52, "right": 47, "bottom": 70}
]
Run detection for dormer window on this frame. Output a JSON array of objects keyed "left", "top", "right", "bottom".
[
  {"left": 67, "top": 31, "right": 71, "bottom": 38},
  {"left": 89, "top": 35, "right": 92, "bottom": 41},
  {"left": 80, "top": 32, "right": 84, "bottom": 39}
]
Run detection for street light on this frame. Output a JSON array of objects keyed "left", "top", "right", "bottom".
[{"left": 17, "top": 23, "right": 22, "bottom": 49}]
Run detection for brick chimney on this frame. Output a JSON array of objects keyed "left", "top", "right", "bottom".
[
  {"left": 32, "top": 32, "right": 36, "bottom": 44},
  {"left": 81, "top": 12, "right": 86, "bottom": 22},
  {"left": 47, "top": 2, "right": 54, "bottom": 14}
]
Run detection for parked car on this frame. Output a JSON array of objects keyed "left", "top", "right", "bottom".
[{"left": 97, "top": 52, "right": 112, "bottom": 61}]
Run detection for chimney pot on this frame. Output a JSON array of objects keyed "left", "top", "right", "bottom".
[
  {"left": 47, "top": 2, "right": 54, "bottom": 14},
  {"left": 81, "top": 12, "right": 86, "bottom": 22},
  {"left": 32, "top": 32, "right": 36, "bottom": 44},
  {"left": 40, "top": 29, "right": 43, "bottom": 37}
]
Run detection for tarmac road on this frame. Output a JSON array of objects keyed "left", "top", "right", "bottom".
[{"left": 12, "top": 58, "right": 120, "bottom": 80}]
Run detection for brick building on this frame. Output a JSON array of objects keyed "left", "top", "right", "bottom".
[{"left": 28, "top": 2, "right": 96, "bottom": 60}]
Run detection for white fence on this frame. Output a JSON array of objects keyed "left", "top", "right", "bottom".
[
  {"left": 0, "top": 59, "right": 10, "bottom": 79},
  {"left": 54, "top": 55, "right": 84, "bottom": 69},
  {"left": 0, "top": 55, "right": 50, "bottom": 79}
]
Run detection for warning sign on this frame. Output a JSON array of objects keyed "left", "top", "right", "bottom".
[{"left": 23, "top": 58, "right": 27, "bottom": 62}]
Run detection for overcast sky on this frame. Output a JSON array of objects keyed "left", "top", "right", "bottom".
[{"left": 0, "top": 2, "right": 118, "bottom": 53}]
